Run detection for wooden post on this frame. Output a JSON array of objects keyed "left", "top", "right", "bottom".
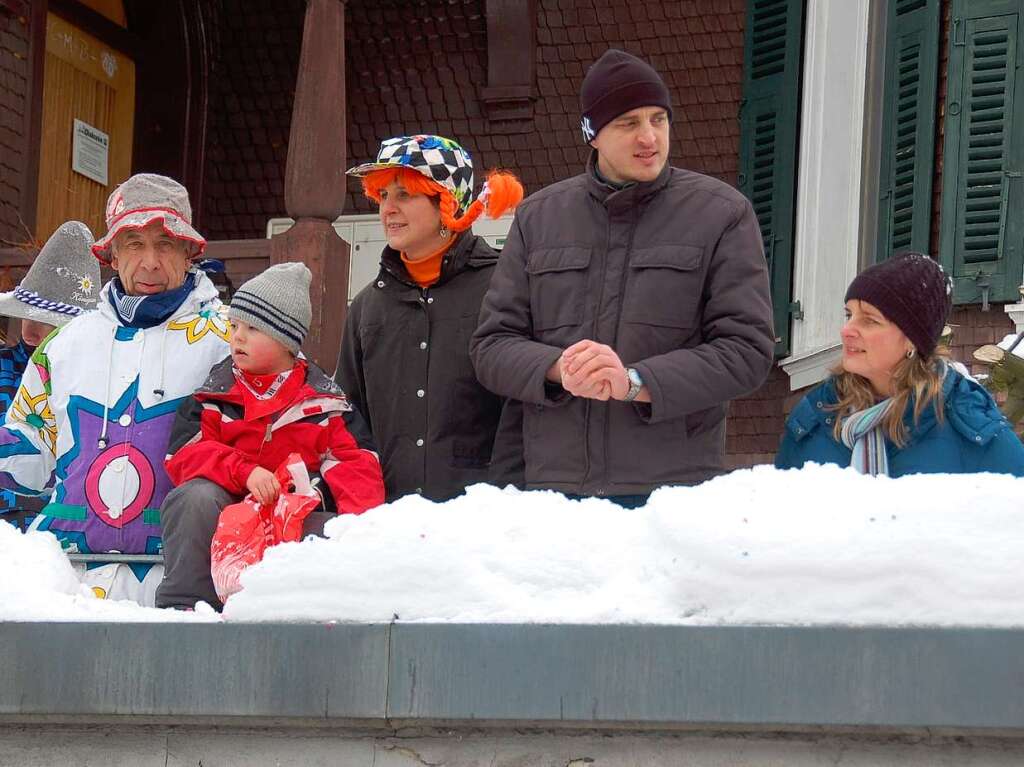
[{"left": 271, "top": 0, "right": 348, "bottom": 373}]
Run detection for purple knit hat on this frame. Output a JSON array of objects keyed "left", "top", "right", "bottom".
[{"left": 845, "top": 252, "right": 953, "bottom": 358}]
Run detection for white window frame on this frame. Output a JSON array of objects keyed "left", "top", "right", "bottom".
[{"left": 780, "top": 0, "right": 873, "bottom": 390}]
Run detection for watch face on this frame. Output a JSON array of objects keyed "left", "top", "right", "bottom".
[{"left": 628, "top": 368, "right": 643, "bottom": 386}]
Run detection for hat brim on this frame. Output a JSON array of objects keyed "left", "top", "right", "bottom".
[
  {"left": 91, "top": 211, "right": 206, "bottom": 264},
  {"left": 346, "top": 160, "right": 416, "bottom": 178},
  {"left": 0, "top": 291, "right": 85, "bottom": 327}
]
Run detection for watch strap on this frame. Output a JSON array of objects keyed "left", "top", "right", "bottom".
[{"left": 623, "top": 367, "right": 643, "bottom": 402}]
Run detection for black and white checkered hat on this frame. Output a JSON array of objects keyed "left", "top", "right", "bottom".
[{"left": 346, "top": 135, "right": 475, "bottom": 212}]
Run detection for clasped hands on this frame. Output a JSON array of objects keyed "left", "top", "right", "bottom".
[{"left": 547, "top": 339, "right": 631, "bottom": 401}]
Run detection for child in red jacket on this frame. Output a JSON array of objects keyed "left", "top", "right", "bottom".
[{"left": 155, "top": 262, "right": 385, "bottom": 610}]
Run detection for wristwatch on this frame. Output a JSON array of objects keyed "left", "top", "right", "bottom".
[{"left": 623, "top": 367, "right": 644, "bottom": 402}]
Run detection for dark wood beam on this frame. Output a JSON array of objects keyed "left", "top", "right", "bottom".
[
  {"left": 204, "top": 239, "right": 272, "bottom": 263},
  {"left": 283, "top": 0, "right": 347, "bottom": 221},
  {"left": 127, "top": 0, "right": 210, "bottom": 222},
  {"left": 272, "top": 0, "right": 349, "bottom": 372},
  {"left": 483, "top": 0, "right": 537, "bottom": 133},
  {"left": 48, "top": 0, "right": 145, "bottom": 59},
  {"left": 179, "top": 0, "right": 210, "bottom": 222},
  {"left": 20, "top": 0, "right": 46, "bottom": 242},
  {"left": 0, "top": 1, "right": 30, "bottom": 18},
  {"left": 0, "top": 248, "right": 37, "bottom": 268}
]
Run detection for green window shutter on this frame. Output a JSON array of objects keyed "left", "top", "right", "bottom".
[
  {"left": 939, "top": 0, "right": 1024, "bottom": 305},
  {"left": 876, "top": 0, "right": 941, "bottom": 261},
  {"left": 738, "top": 0, "right": 805, "bottom": 358}
]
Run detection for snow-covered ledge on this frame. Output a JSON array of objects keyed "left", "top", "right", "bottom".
[{"left": 781, "top": 0, "right": 871, "bottom": 390}]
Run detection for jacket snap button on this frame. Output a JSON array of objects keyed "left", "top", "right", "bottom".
[
  {"left": 816, "top": 402, "right": 823, "bottom": 409},
  {"left": 427, "top": 297, "right": 434, "bottom": 304},
  {"left": 118, "top": 414, "right": 132, "bottom": 427},
  {"left": 416, "top": 438, "right": 424, "bottom": 447},
  {"left": 975, "top": 435, "right": 982, "bottom": 442},
  {"left": 377, "top": 280, "right": 385, "bottom": 288},
  {"left": 419, "top": 341, "right": 427, "bottom": 350},
  {"left": 416, "top": 389, "right": 425, "bottom": 398}
]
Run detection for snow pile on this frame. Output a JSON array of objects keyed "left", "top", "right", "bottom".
[
  {"left": 3, "top": 464, "right": 1023, "bottom": 625},
  {"left": 225, "top": 464, "right": 1024, "bottom": 627},
  {"left": 0, "top": 522, "right": 216, "bottom": 622}
]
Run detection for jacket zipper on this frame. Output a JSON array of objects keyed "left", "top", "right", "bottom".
[
  {"left": 602, "top": 199, "right": 642, "bottom": 493},
  {"left": 581, "top": 208, "right": 613, "bottom": 491},
  {"left": 257, "top": 421, "right": 272, "bottom": 459},
  {"left": 420, "top": 287, "right": 431, "bottom": 488}
]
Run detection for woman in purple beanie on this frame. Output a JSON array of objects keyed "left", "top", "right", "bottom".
[{"left": 776, "top": 252, "right": 1024, "bottom": 477}]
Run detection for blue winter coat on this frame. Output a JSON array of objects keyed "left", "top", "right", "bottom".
[{"left": 775, "top": 369, "right": 1024, "bottom": 477}]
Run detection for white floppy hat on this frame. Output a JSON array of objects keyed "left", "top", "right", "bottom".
[
  {"left": 91, "top": 173, "right": 206, "bottom": 264},
  {"left": 0, "top": 221, "right": 101, "bottom": 327}
]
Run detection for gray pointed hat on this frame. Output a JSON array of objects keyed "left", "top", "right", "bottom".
[{"left": 0, "top": 221, "right": 102, "bottom": 326}]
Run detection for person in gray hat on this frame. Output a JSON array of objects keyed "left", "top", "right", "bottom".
[
  {"left": 0, "top": 173, "right": 230, "bottom": 604},
  {"left": 157, "top": 262, "right": 384, "bottom": 610},
  {"left": 0, "top": 220, "right": 100, "bottom": 523},
  {"left": 0, "top": 220, "right": 100, "bottom": 418},
  {"left": 471, "top": 49, "right": 775, "bottom": 505}
]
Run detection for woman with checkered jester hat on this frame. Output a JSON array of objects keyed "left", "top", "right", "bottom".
[{"left": 337, "top": 135, "right": 525, "bottom": 502}]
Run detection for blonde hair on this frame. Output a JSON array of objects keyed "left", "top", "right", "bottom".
[{"left": 829, "top": 347, "right": 950, "bottom": 446}]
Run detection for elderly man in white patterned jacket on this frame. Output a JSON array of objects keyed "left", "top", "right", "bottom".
[{"left": 0, "top": 174, "right": 230, "bottom": 603}]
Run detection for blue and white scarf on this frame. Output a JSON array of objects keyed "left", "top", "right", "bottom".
[
  {"left": 107, "top": 271, "right": 197, "bottom": 329},
  {"left": 840, "top": 399, "right": 892, "bottom": 476}
]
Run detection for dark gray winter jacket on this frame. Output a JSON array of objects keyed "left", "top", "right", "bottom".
[
  {"left": 336, "top": 232, "right": 523, "bottom": 502},
  {"left": 470, "top": 155, "right": 775, "bottom": 495}
]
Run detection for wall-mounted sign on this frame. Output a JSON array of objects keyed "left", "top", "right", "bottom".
[{"left": 71, "top": 119, "right": 109, "bottom": 186}]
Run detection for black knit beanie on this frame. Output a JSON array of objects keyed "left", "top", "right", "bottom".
[
  {"left": 844, "top": 252, "right": 952, "bottom": 359},
  {"left": 579, "top": 49, "right": 673, "bottom": 143}
]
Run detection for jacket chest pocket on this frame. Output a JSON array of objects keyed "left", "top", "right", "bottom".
[
  {"left": 526, "top": 247, "right": 591, "bottom": 331},
  {"left": 623, "top": 245, "right": 704, "bottom": 328},
  {"left": 357, "top": 322, "right": 387, "bottom": 365}
]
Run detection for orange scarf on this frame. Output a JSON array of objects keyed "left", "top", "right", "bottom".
[{"left": 401, "top": 238, "right": 454, "bottom": 288}]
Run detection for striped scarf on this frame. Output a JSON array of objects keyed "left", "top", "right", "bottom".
[
  {"left": 840, "top": 399, "right": 892, "bottom": 476},
  {"left": 107, "top": 271, "right": 197, "bottom": 329}
]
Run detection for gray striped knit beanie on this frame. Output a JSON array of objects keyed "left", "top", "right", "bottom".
[{"left": 229, "top": 262, "right": 311, "bottom": 354}]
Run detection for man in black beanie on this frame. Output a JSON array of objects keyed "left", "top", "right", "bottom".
[{"left": 472, "top": 49, "right": 775, "bottom": 505}]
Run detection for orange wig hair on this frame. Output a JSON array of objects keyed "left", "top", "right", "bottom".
[{"left": 361, "top": 166, "right": 524, "bottom": 233}]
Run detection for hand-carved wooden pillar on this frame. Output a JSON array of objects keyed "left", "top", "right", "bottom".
[{"left": 271, "top": 0, "right": 348, "bottom": 372}]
